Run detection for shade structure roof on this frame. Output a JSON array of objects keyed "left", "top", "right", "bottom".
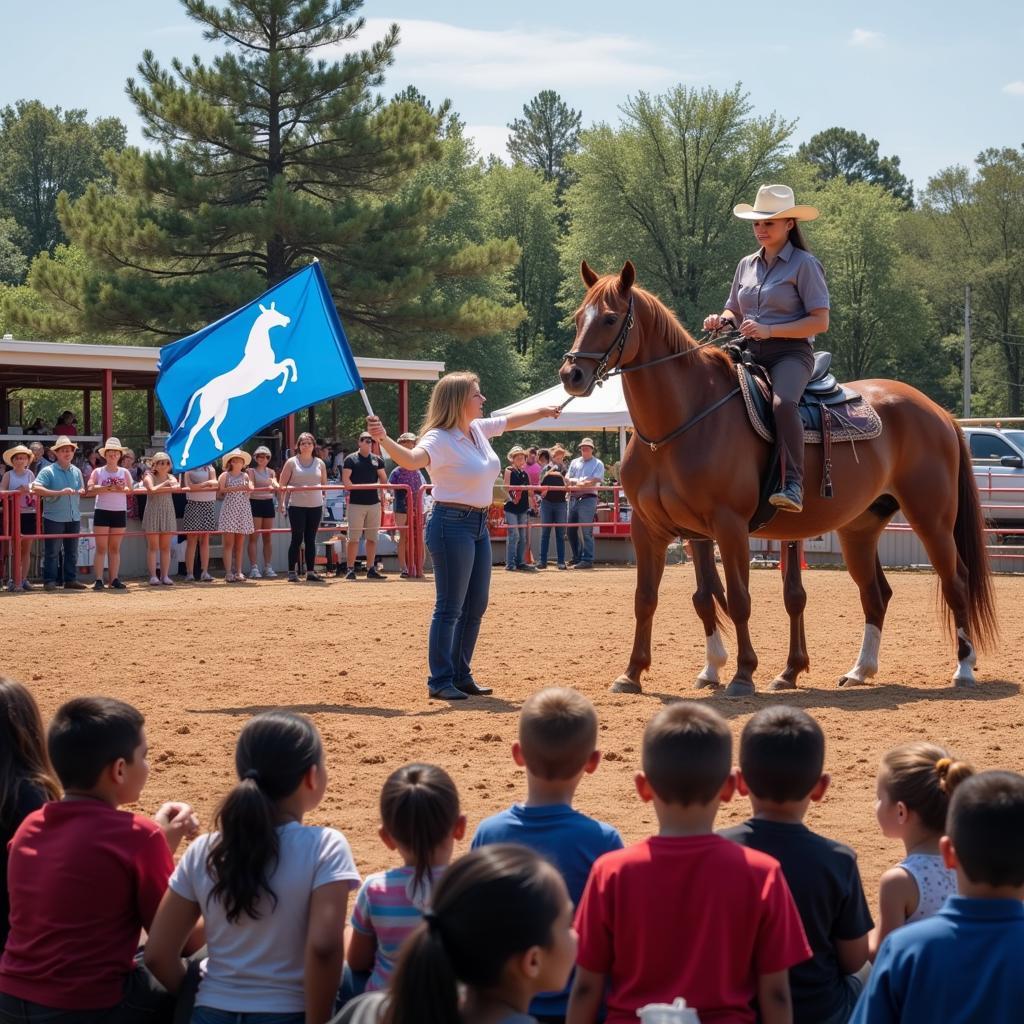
[{"left": 493, "top": 374, "right": 632, "bottom": 430}]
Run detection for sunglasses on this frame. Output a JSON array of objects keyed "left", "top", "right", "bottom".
[{"left": 359, "top": 437, "right": 373, "bottom": 443}]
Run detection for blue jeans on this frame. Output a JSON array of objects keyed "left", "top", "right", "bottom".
[
  {"left": 425, "top": 506, "right": 491, "bottom": 693},
  {"left": 42, "top": 518, "right": 78, "bottom": 583},
  {"left": 568, "top": 495, "right": 598, "bottom": 564},
  {"left": 504, "top": 509, "right": 529, "bottom": 568},
  {"left": 539, "top": 501, "right": 567, "bottom": 566},
  {"left": 191, "top": 1010, "right": 304, "bottom": 1024}
]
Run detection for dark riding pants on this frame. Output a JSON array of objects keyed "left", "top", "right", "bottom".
[{"left": 747, "top": 339, "right": 814, "bottom": 490}]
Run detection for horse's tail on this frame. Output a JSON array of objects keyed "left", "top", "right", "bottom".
[{"left": 952, "top": 421, "right": 998, "bottom": 651}]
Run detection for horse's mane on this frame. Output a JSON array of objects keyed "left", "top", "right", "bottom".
[{"left": 580, "top": 278, "right": 733, "bottom": 376}]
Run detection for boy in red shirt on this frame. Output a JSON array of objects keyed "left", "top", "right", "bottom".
[
  {"left": 0, "top": 696, "right": 201, "bottom": 1021},
  {"left": 567, "top": 702, "right": 811, "bottom": 1024}
]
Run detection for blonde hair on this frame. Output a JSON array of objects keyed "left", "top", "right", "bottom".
[
  {"left": 880, "top": 742, "right": 974, "bottom": 834},
  {"left": 420, "top": 372, "right": 480, "bottom": 434}
]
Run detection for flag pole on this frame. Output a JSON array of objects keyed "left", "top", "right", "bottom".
[{"left": 359, "top": 389, "right": 375, "bottom": 417}]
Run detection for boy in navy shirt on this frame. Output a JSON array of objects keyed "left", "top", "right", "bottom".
[
  {"left": 472, "top": 687, "right": 622, "bottom": 1023},
  {"left": 721, "top": 706, "right": 872, "bottom": 1024},
  {"left": 851, "top": 770, "right": 1024, "bottom": 1023}
]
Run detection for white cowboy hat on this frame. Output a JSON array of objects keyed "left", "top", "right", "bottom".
[
  {"left": 222, "top": 448, "right": 252, "bottom": 469},
  {"left": 51, "top": 436, "right": 78, "bottom": 453},
  {"left": 506, "top": 445, "right": 528, "bottom": 462},
  {"left": 97, "top": 437, "right": 125, "bottom": 457},
  {"left": 578, "top": 437, "right": 596, "bottom": 450},
  {"left": 733, "top": 184, "right": 819, "bottom": 222},
  {"left": 3, "top": 444, "right": 33, "bottom": 467}
]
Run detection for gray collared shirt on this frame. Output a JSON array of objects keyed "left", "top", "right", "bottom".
[{"left": 725, "top": 241, "right": 830, "bottom": 342}]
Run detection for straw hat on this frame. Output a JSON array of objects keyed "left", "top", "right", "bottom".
[
  {"left": 253, "top": 445, "right": 272, "bottom": 458},
  {"left": 397, "top": 432, "right": 417, "bottom": 443},
  {"left": 506, "top": 445, "right": 528, "bottom": 461},
  {"left": 97, "top": 436, "right": 125, "bottom": 457},
  {"left": 578, "top": 437, "right": 596, "bottom": 450},
  {"left": 149, "top": 451, "right": 172, "bottom": 467},
  {"left": 51, "top": 436, "right": 77, "bottom": 453},
  {"left": 222, "top": 448, "right": 252, "bottom": 469},
  {"left": 3, "top": 444, "right": 33, "bottom": 467},
  {"left": 550, "top": 443, "right": 568, "bottom": 458},
  {"left": 733, "top": 184, "right": 819, "bottom": 222}
]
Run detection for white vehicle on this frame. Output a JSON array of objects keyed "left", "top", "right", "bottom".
[{"left": 962, "top": 426, "right": 1024, "bottom": 539}]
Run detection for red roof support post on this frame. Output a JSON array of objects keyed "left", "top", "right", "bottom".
[
  {"left": 101, "top": 369, "right": 113, "bottom": 440},
  {"left": 398, "top": 379, "right": 409, "bottom": 434},
  {"left": 286, "top": 413, "right": 296, "bottom": 454},
  {"left": 83, "top": 389, "right": 92, "bottom": 434}
]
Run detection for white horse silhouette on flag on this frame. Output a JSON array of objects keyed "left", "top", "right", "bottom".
[{"left": 179, "top": 302, "right": 297, "bottom": 466}]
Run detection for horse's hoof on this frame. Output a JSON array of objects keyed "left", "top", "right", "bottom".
[
  {"left": 724, "top": 680, "right": 755, "bottom": 698},
  {"left": 610, "top": 677, "right": 643, "bottom": 694},
  {"left": 953, "top": 674, "right": 977, "bottom": 690},
  {"left": 837, "top": 674, "right": 868, "bottom": 688},
  {"left": 695, "top": 674, "right": 721, "bottom": 690},
  {"left": 767, "top": 676, "right": 798, "bottom": 691}
]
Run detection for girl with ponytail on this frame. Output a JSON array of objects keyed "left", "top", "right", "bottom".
[
  {"left": 335, "top": 845, "right": 577, "bottom": 1024},
  {"left": 869, "top": 741, "right": 974, "bottom": 960},
  {"left": 145, "top": 711, "right": 360, "bottom": 1023}
]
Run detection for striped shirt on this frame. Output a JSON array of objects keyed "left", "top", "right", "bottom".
[{"left": 350, "top": 865, "right": 446, "bottom": 991}]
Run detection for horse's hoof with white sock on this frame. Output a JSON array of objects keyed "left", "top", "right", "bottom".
[{"left": 695, "top": 671, "right": 721, "bottom": 690}]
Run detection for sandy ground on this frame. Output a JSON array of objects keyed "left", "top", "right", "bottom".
[{"left": 3, "top": 564, "right": 1022, "bottom": 901}]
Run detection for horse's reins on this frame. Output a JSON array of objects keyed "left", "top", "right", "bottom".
[{"left": 560, "top": 300, "right": 742, "bottom": 451}]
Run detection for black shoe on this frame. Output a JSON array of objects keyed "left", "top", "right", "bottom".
[
  {"left": 366, "top": 568, "right": 387, "bottom": 581},
  {"left": 93, "top": 579, "right": 105, "bottom": 591},
  {"left": 64, "top": 580, "right": 88, "bottom": 590},
  {"left": 455, "top": 679, "right": 493, "bottom": 696},
  {"left": 344, "top": 569, "right": 358, "bottom": 581},
  {"left": 44, "top": 581, "right": 57, "bottom": 592},
  {"left": 288, "top": 570, "right": 300, "bottom": 582},
  {"left": 334, "top": 566, "right": 346, "bottom": 578},
  {"left": 306, "top": 571, "right": 325, "bottom": 582},
  {"left": 111, "top": 578, "right": 127, "bottom": 590},
  {"left": 429, "top": 683, "right": 469, "bottom": 701},
  {"left": 769, "top": 482, "right": 804, "bottom": 513},
  {"left": 573, "top": 561, "right": 594, "bottom": 570},
  {"left": 516, "top": 564, "right": 538, "bottom": 573},
  {"left": 399, "top": 569, "right": 409, "bottom": 579},
  {"left": 536, "top": 562, "right": 548, "bottom": 569}
]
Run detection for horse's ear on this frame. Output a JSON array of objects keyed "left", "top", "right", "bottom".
[
  {"left": 258, "top": 303, "right": 267, "bottom": 313},
  {"left": 580, "top": 260, "right": 599, "bottom": 288},
  {"left": 618, "top": 261, "right": 636, "bottom": 292}
]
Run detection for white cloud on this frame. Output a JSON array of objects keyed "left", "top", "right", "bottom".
[
  {"left": 1003, "top": 81, "right": 1024, "bottom": 96},
  {"left": 464, "top": 125, "right": 511, "bottom": 163},
  {"left": 849, "top": 28, "right": 884, "bottom": 48},
  {"left": 327, "top": 18, "right": 679, "bottom": 92}
]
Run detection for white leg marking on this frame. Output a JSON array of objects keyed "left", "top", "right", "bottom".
[
  {"left": 954, "top": 627, "right": 977, "bottom": 687},
  {"left": 842, "top": 623, "right": 881, "bottom": 683},
  {"left": 697, "top": 628, "right": 728, "bottom": 686}
]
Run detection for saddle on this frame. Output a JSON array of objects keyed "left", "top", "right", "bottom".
[{"left": 724, "top": 344, "right": 883, "bottom": 531}]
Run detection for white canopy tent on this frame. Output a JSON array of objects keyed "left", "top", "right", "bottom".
[{"left": 493, "top": 375, "right": 632, "bottom": 457}]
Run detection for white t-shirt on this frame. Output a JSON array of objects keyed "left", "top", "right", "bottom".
[
  {"left": 169, "top": 822, "right": 360, "bottom": 1012},
  {"left": 89, "top": 467, "right": 133, "bottom": 512},
  {"left": 418, "top": 416, "right": 506, "bottom": 508}
]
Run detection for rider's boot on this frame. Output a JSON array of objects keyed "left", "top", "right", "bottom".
[{"left": 769, "top": 399, "right": 805, "bottom": 513}]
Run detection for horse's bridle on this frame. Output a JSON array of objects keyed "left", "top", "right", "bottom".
[{"left": 561, "top": 295, "right": 635, "bottom": 395}]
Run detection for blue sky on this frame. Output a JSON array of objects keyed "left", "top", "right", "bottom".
[{"left": 4, "top": 0, "right": 1023, "bottom": 192}]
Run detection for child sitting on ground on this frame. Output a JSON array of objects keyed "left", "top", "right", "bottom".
[
  {"left": 472, "top": 686, "right": 622, "bottom": 1024},
  {"left": 567, "top": 702, "right": 811, "bottom": 1024},
  {"left": 145, "top": 710, "right": 360, "bottom": 1024},
  {"left": 720, "top": 706, "right": 873, "bottom": 1024},
  {"left": 869, "top": 741, "right": 973, "bottom": 959},
  {"left": 345, "top": 763, "right": 465, "bottom": 998},
  {"left": 0, "top": 696, "right": 200, "bottom": 1021},
  {"left": 851, "top": 770, "right": 1024, "bottom": 1023},
  {"left": 334, "top": 844, "right": 578, "bottom": 1024}
]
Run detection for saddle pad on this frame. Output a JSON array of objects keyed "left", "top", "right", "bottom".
[{"left": 736, "top": 365, "right": 882, "bottom": 445}]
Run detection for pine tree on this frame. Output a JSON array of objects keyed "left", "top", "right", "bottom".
[
  {"left": 11, "top": 0, "right": 521, "bottom": 350},
  {"left": 507, "top": 90, "right": 582, "bottom": 193}
]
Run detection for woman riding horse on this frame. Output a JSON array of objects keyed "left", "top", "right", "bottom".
[{"left": 704, "top": 184, "right": 829, "bottom": 514}]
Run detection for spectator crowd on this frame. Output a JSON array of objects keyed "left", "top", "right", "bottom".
[{"left": 1, "top": 677, "right": 1021, "bottom": 1024}]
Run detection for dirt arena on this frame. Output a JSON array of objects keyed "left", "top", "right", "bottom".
[{"left": 3, "top": 565, "right": 1022, "bottom": 898}]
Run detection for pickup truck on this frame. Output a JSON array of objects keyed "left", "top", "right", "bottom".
[{"left": 962, "top": 426, "right": 1024, "bottom": 540}]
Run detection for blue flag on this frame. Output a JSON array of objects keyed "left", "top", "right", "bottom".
[{"left": 157, "top": 263, "right": 363, "bottom": 470}]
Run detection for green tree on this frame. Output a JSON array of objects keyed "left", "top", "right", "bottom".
[
  {"left": 919, "top": 148, "right": 1024, "bottom": 415},
  {"left": 797, "top": 127, "right": 913, "bottom": 207},
  {"left": 0, "top": 217, "right": 28, "bottom": 285},
  {"left": 561, "top": 84, "right": 794, "bottom": 328},
  {"left": 10, "top": 0, "right": 521, "bottom": 349},
  {"left": 0, "top": 100, "right": 126, "bottom": 258},
  {"left": 507, "top": 90, "right": 582, "bottom": 192},
  {"left": 481, "top": 164, "right": 561, "bottom": 358}
]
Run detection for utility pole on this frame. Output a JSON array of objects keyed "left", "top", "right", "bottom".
[{"left": 963, "top": 284, "right": 972, "bottom": 418}]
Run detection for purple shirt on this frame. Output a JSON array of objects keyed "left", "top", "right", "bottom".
[
  {"left": 725, "top": 242, "right": 830, "bottom": 342},
  {"left": 388, "top": 466, "right": 422, "bottom": 515}
]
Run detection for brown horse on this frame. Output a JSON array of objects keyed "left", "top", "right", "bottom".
[{"left": 559, "top": 260, "right": 996, "bottom": 695}]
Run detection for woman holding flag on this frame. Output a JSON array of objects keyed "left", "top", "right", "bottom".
[{"left": 367, "top": 372, "right": 560, "bottom": 701}]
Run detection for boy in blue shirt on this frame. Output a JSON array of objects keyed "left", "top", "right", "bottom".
[
  {"left": 720, "top": 706, "right": 872, "bottom": 1024},
  {"left": 472, "top": 687, "right": 622, "bottom": 1023},
  {"left": 851, "top": 770, "right": 1024, "bottom": 1023}
]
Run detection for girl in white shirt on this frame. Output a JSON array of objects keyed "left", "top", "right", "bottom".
[
  {"left": 86, "top": 438, "right": 133, "bottom": 590},
  {"left": 367, "top": 371, "right": 559, "bottom": 701}
]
